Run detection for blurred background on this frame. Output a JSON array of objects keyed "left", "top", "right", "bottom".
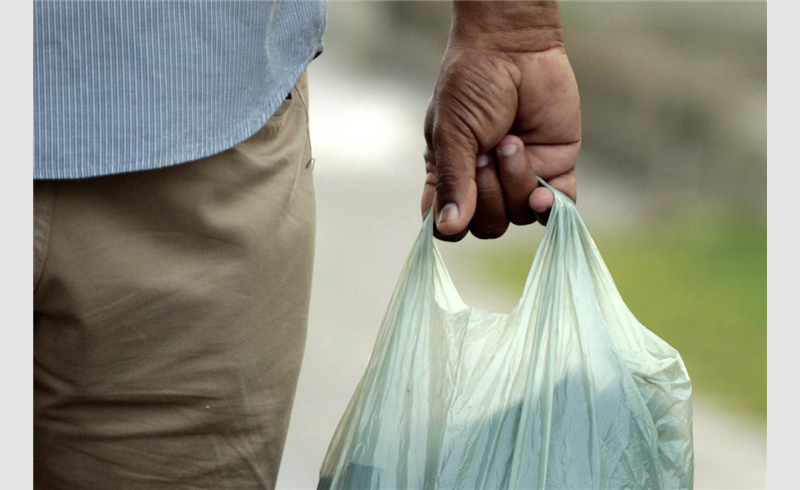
[{"left": 278, "top": 2, "right": 766, "bottom": 489}]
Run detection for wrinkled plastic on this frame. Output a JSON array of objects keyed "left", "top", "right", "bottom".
[{"left": 319, "top": 181, "right": 694, "bottom": 490}]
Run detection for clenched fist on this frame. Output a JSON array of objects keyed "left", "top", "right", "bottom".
[{"left": 422, "top": 1, "right": 581, "bottom": 240}]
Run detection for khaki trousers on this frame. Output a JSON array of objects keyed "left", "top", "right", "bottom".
[{"left": 34, "top": 74, "right": 315, "bottom": 490}]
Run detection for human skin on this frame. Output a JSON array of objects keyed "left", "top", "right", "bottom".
[{"left": 422, "top": 1, "right": 581, "bottom": 240}]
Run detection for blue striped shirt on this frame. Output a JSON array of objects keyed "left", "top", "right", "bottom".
[{"left": 34, "top": 1, "right": 327, "bottom": 179}]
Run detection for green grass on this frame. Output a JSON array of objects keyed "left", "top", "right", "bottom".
[{"left": 469, "top": 209, "right": 767, "bottom": 421}]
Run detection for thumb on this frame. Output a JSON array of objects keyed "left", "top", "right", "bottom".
[{"left": 432, "top": 130, "right": 478, "bottom": 237}]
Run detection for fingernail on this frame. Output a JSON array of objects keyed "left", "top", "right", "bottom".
[
  {"left": 476, "top": 155, "right": 490, "bottom": 168},
  {"left": 499, "top": 144, "right": 517, "bottom": 157},
  {"left": 438, "top": 203, "right": 459, "bottom": 225}
]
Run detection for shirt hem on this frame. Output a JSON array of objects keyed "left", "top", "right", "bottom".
[{"left": 34, "top": 45, "right": 323, "bottom": 181}]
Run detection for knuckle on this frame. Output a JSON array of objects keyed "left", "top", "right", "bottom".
[
  {"left": 424, "top": 174, "right": 436, "bottom": 187},
  {"left": 434, "top": 171, "right": 463, "bottom": 195},
  {"left": 471, "top": 222, "right": 508, "bottom": 240},
  {"left": 476, "top": 179, "right": 502, "bottom": 199},
  {"left": 424, "top": 121, "right": 435, "bottom": 148},
  {"left": 510, "top": 213, "right": 537, "bottom": 226},
  {"left": 423, "top": 149, "right": 436, "bottom": 171},
  {"left": 431, "top": 124, "right": 461, "bottom": 149}
]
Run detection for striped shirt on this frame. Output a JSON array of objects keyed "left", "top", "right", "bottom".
[{"left": 34, "top": 1, "right": 327, "bottom": 179}]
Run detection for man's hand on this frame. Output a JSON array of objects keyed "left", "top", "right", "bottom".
[{"left": 422, "top": 1, "right": 581, "bottom": 240}]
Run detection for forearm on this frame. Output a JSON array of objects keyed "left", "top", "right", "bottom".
[{"left": 450, "top": 1, "right": 564, "bottom": 52}]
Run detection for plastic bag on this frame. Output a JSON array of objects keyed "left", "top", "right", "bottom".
[{"left": 319, "top": 181, "right": 693, "bottom": 490}]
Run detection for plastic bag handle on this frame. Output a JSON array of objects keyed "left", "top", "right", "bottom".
[
  {"left": 419, "top": 177, "right": 577, "bottom": 315},
  {"left": 423, "top": 177, "right": 574, "bottom": 240}
]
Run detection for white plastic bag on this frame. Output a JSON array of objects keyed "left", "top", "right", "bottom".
[{"left": 319, "top": 181, "right": 694, "bottom": 489}]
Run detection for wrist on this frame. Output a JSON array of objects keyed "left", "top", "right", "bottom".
[{"left": 450, "top": 1, "right": 564, "bottom": 53}]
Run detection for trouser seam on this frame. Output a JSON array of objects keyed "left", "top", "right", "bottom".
[{"left": 293, "top": 79, "right": 313, "bottom": 162}]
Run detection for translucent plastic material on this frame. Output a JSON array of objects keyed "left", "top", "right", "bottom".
[{"left": 318, "top": 182, "right": 694, "bottom": 490}]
